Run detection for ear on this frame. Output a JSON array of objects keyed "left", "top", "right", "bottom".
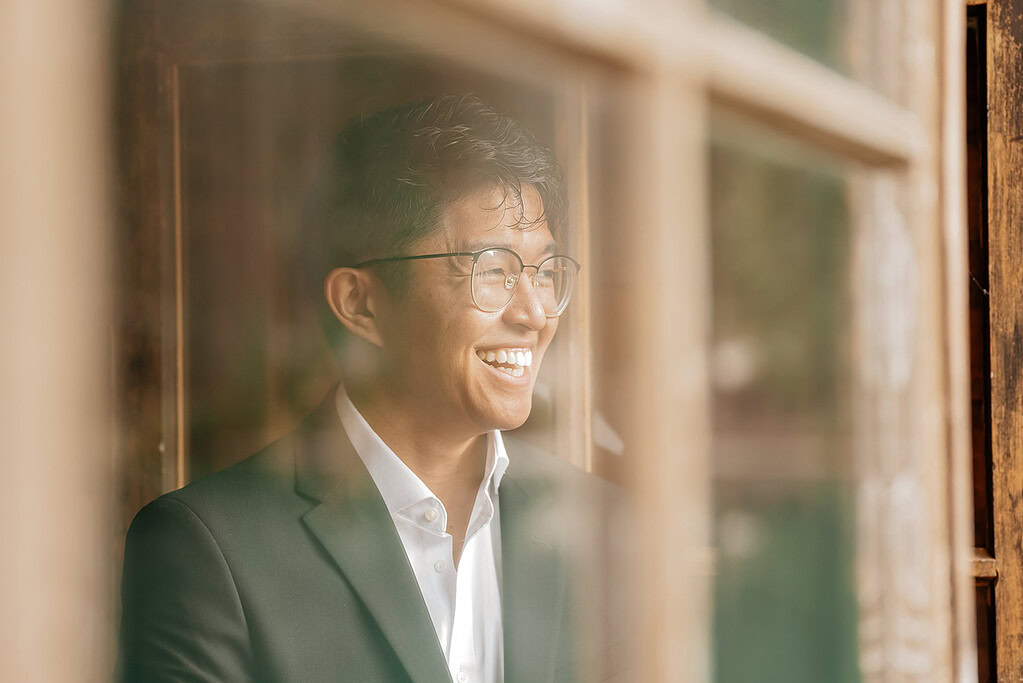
[{"left": 324, "top": 267, "right": 387, "bottom": 347}]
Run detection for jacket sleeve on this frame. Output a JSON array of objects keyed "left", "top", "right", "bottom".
[{"left": 117, "top": 496, "right": 252, "bottom": 682}]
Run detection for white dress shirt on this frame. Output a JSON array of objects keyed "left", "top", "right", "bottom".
[{"left": 335, "top": 383, "right": 507, "bottom": 683}]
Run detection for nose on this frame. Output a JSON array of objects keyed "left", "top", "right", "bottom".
[{"left": 502, "top": 268, "right": 547, "bottom": 330}]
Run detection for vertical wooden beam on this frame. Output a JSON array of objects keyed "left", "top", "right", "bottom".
[
  {"left": 115, "top": 0, "right": 185, "bottom": 538},
  {"left": 904, "top": 2, "right": 966, "bottom": 682},
  {"left": 627, "top": 69, "right": 711, "bottom": 682},
  {"left": 987, "top": 1, "right": 1023, "bottom": 679},
  {"left": 850, "top": 2, "right": 971, "bottom": 681},
  {"left": 844, "top": 9, "right": 903, "bottom": 680},
  {"left": 0, "top": 1, "right": 114, "bottom": 680},
  {"left": 938, "top": 1, "right": 980, "bottom": 681},
  {"left": 554, "top": 80, "right": 594, "bottom": 473},
  {"left": 170, "top": 64, "right": 188, "bottom": 488}
]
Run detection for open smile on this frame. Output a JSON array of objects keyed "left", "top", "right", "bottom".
[{"left": 476, "top": 347, "right": 532, "bottom": 381}]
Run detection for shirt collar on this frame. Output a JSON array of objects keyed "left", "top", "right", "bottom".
[
  {"left": 334, "top": 381, "right": 509, "bottom": 516},
  {"left": 488, "top": 429, "right": 510, "bottom": 495}
]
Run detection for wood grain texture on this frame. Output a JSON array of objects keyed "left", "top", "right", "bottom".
[
  {"left": 849, "top": 2, "right": 971, "bottom": 681},
  {"left": 987, "top": 0, "right": 1023, "bottom": 679}
]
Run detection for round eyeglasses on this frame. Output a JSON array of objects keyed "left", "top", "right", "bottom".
[{"left": 355, "top": 247, "right": 581, "bottom": 318}]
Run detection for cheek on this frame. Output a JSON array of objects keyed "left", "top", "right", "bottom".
[
  {"left": 435, "top": 316, "right": 492, "bottom": 379},
  {"left": 537, "top": 319, "right": 559, "bottom": 358}
]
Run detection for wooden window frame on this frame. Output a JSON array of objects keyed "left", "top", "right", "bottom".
[{"left": 115, "top": 0, "right": 974, "bottom": 680}]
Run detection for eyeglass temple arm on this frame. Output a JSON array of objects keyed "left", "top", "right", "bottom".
[{"left": 353, "top": 252, "right": 477, "bottom": 268}]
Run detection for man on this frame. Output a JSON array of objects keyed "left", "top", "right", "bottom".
[{"left": 118, "top": 94, "right": 624, "bottom": 682}]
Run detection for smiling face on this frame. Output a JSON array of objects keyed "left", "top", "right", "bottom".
[{"left": 374, "top": 183, "right": 561, "bottom": 437}]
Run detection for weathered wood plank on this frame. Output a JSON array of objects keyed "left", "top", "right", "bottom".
[{"left": 987, "top": 0, "right": 1023, "bottom": 679}]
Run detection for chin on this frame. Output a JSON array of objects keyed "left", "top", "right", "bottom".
[{"left": 484, "top": 401, "right": 532, "bottom": 432}]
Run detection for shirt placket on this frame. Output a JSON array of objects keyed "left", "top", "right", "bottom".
[
  {"left": 399, "top": 498, "right": 458, "bottom": 655},
  {"left": 448, "top": 534, "right": 480, "bottom": 683}
]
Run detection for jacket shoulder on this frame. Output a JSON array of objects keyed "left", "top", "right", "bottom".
[{"left": 162, "top": 430, "right": 299, "bottom": 516}]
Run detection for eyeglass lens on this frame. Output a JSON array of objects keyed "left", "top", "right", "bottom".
[{"left": 471, "top": 249, "right": 576, "bottom": 316}]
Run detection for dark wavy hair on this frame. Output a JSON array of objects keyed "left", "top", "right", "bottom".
[{"left": 301, "top": 93, "right": 568, "bottom": 349}]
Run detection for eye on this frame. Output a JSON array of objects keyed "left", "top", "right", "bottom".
[
  {"left": 536, "top": 266, "right": 558, "bottom": 284},
  {"left": 480, "top": 267, "right": 509, "bottom": 281}
]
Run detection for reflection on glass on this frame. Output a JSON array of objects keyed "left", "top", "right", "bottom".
[
  {"left": 113, "top": 6, "right": 633, "bottom": 677},
  {"left": 708, "top": 0, "right": 884, "bottom": 95},
  {"left": 710, "top": 0, "right": 845, "bottom": 67},
  {"left": 709, "top": 115, "right": 859, "bottom": 683}
]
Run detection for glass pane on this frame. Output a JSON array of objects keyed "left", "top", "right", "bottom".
[
  {"left": 115, "top": 3, "right": 635, "bottom": 681},
  {"left": 708, "top": 113, "right": 860, "bottom": 683},
  {"left": 709, "top": 0, "right": 890, "bottom": 97}
]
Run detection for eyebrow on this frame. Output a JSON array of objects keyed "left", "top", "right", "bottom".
[{"left": 459, "top": 240, "right": 559, "bottom": 257}]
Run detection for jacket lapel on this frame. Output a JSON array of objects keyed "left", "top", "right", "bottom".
[
  {"left": 500, "top": 452, "right": 569, "bottom": 683},
  {"left": 294, "top": 395, "right": 450, "bottom": 683}
]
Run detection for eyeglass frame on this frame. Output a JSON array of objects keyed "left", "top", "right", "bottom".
[{"left": 353, "top": 246, "right": 581, "bottom": 318}]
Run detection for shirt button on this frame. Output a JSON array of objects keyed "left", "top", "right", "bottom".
[
  {"left": 457, "top": 671, "right": 468, "bottom": 682},
  {"left": 434, "top": 560, "right": 447, "bottom": 573},
  {"left": 424, "top": 508, "right": 438, "bottom": 522}
]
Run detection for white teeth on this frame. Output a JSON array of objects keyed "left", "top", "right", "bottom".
[{"left": 478, "top": 347, "right": 534, "bottom": 372}]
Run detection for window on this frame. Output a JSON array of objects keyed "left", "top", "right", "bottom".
[{"left": 107, "top": 0, "right": 974, "bottom": 679}]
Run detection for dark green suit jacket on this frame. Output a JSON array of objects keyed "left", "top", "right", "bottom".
[{"left": 117, "top": 393, "right": 626, "bottom": 682}]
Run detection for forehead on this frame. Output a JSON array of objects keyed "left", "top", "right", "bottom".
[{"left": 429, "top": 184, "right": 556, "bottom": 254}]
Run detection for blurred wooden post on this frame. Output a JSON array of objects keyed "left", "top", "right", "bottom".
[
  {"left": 628, "top": 69, "right": 712, "bottom": 682},
  {"left": 0, "top": 1, "right": 114, "bottom": 681},
  {"left": 939, "top": 2, "right": 978, "bottom": 681}
]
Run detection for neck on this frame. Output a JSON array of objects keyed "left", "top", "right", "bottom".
[{"left": 346, "top": 381, "right": 488, "bottom": 497}]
